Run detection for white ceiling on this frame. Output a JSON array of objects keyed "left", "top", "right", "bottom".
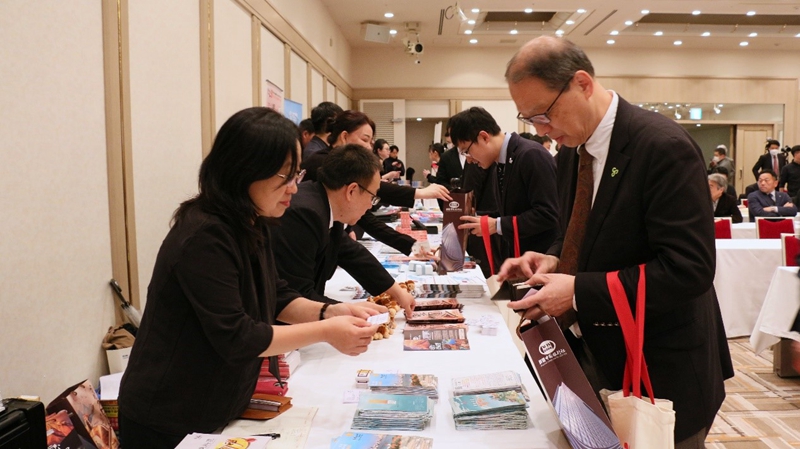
[{"left": 319, "top": 0, "right": 800, "bottom": 51}]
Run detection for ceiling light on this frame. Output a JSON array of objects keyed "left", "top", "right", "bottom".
[
  {"left": 740, "top": 41, "right": 749, "bottom": 46},
  {"left": 713, "top": 106, "right": 721, "bottom": 114},
  {"left": 510, "top": 29, "right": 518, "bottom": 35},
  {"left": 610, "top": 30, "right": 619, "bottom": 36},
  {"left": 416, "top": 118, "right": 422, "bottom": 121},
  {"left": 607, "top": 39, "right": 615, "bottom": 45},
  {"left": 577, "top": 9, "right": 586, "bottom": 14},
  {"left": 692, "top": 10, "right": 701, "bottom": 15},
  {"left": 625, "top": 20, "right": 634, "bottom": 26},
  {"left": 702, "top": 32, "right": 710, "bottom": 37},
  {"left": 674, "top": 40, "right": 682, "bottom": 46},
  {"left": 471, "top": 8, "right": 480, "bottom": 13},
  {"left": 641, "top": 9, "right": 650, "bottom": 15},
  {"left": 464, "top": 29, "right": 472, "bottom": 35},
  {"left": 718, "top": 104, "right": 724, "bottom": 107},
  {"left": 746, "top": 11, "right": 756, "bottom": 16},
  {"left": 796, "top": 33, "right": 800, "bottom": 37},
  {"left": 654, "top": 31, "right": 663, "bottom": 36},
  {"left": 384, "top": 12, "right": 394, "bottom": 18},
  {"left": 469, "top": 38, "right": 478, "bottom": 44},
  {"left": 566, "top": 20, "right": 575, "bottom": 25},
  {"left": 749, "top": 32, "right": 758, "bottom": 37},
  {"left": 668, "top": 105, "right": 674, "bottom": 109},
  {"left": 675, "top": 112, "right": 682, "bottom": 119},
  {"left": 556, "top": 29, "right": 565, "bottom": 35},
  {"left": 389, "top": 29, "right": 397, "bottom": 35},
  {"left": 638, "top": 104, "right": 644, "bottom": 107},
  {"left": 524, "top": 8, "right": 533, "bottom": 13},
  {"left": 467, "top": 19, "right": 476, "bottom": 25},
  {"left": 697, "top": 124, "right": 702, "bottom": 127}
]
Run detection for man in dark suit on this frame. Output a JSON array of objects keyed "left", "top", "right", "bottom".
[
  {"left": 709, "top": 173, "right": 743, "bottom": 223},
  {"left": 448, "top": 107, "right": 559, "bottom": 263},
  {"left": 434, "top": 146, "right": 465, "bottom": 188},
  {"left": 499, "top": 36, "right": 733, "bottom": 447},
  {"left": 752, "top": 139, "right": 786, "bottom": 180},
  {"left": 270, "top": 144, "right": 414, "bottom": 315},
  {"left": 747, "top": 169, "right": 798, "bottom": 221}
]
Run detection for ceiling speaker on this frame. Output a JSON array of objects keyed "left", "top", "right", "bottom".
[{"left": 363, "top": 23, "right": 391, "bottom": 44}]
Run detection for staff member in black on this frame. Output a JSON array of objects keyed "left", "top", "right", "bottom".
[{"left": 779, "top": 145, "right": 800, "bottom": 201}]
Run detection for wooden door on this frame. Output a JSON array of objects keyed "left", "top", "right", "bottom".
[{"left": 736, "top": 125, "right": 775, "bottom": 192}]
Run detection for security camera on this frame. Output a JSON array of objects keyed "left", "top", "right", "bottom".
[
  {"left": 412, "top": 42, "right": 424, "bottom": 54},
  {"left": 402, "top": 36, "right": 424, "bottom": 55}
]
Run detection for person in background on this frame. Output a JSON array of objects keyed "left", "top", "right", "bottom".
[
  {"left": 713, "top": 166, "right": 737, "bottom": 199},
  {"left": 708, "top": 144, "right": 735, "bottom": 187},
  {"left": 500, "top": 36, "right": 732, "bottom": 447},
  {"left": 384, "top": 144, "right": 405, "bottom": 177},
  {"left": 752, "top": 139, "right": 786, "bottom": 181},
  {"left": 709, "top": 173, "right": 742, "bottom": 223},
  {"left": 779, "top": 145, "right": 800, "bottom": 202},
  {"left": 747, "top": 169, "right": 797, "bottom": 221},
  {"left": 269, "top": 144, "right": 416, "bottom": 312},
  {"left": 372, "top": 139, "right": 399, "bottom": 181},
  {"left": 435, "top": 126, "right": 466, "bottom": 189},
  {"left": 423, "top": 143, "right": 444, "bottom": 184},
  {"left": 303, "top": 101, "right": 342, "bottom": 160},
  {"left": 298, "top": 118, "right": 314, "bottom": 150},
  {"left": 118, "top": 108, "right": 382, "bottom": 449}
]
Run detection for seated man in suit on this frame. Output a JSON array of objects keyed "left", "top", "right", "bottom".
[
  {"left": 709, "top": 173, "right": 742, "bottom": 223},
  {"left": 270, "top": 144, "right": 415, "bottom": 315},
  {"left": 449, "top": 107, "right": 560, "bottom": 263},
  {"left": 748, "top": 169, "right": 798, "bottom": 221}
]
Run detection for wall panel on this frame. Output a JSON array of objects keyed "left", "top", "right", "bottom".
[
  {"left": 214, "top": 0, "right": 253, "bottom": 130},
  {"left": 290, "top": 50, "right": 308, "bottom": 116}
]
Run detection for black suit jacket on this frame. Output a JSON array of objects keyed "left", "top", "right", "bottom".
[
  {"left": 269, "top": 182, "right": 395, "bottom": 303},
  {"left": 714, "top": 193, "right": 743, "bottom": 223},
  {"left": 434, "top": 147, "right": 464, "bottom": 188},
  {"left": 550, "top": 96, "right": 733, "bottom": 441},
  {"left": 752, "top": 152, "right": 787, "bottom": 179}
]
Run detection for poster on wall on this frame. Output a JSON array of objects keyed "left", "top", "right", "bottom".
[
  {"left": 284, "top": 99, "right": 303, "bottom": 125},
  {"left": 265, "top": 79, "right": 283, "bottom": 113}
]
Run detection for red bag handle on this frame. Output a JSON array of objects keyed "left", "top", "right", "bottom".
[
  {"left": 606, "top": 264, "right": 655, "bottom": 404},
  {"left": 480, "top": 216, "right": 520, "bottom": 276}
]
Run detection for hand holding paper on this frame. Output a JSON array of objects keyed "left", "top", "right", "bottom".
[
  {"left": 497, "top": 251, "right": 559, "bottom": 283},
  {"left": 508, "top": 273, "right": 575, "bottom": 321}
]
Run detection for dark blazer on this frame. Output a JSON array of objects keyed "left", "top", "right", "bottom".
[
  {"left": 714, "top": 193, "right": 743, "bottom": 223},
  {"left": 747, "top": 189, "right": 798, "bottom": 221},
  {"left": 269, "top": 182, "right": 395, "bottom": 303},
  {"left": 383, "top": 157, "right": 405, "bottom": 176},
  {"left": 302, "top": 135, "right": 328, "bottom": 160},
  {"left": 550, "top": 96, "right": 733, "bottom": 441},
  {"left": 434, "top": 147, "right": 464, "bottom": 188},
  {"left": 752, "top": 152, "right": 787, "bottom": 180}
]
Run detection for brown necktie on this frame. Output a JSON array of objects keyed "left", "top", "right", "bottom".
[
  {"left": 556, "top": 145, "right": 594, "bottom": 328},
  {"left": 773, "top": 155, "right": 779, "bottom": 173}
]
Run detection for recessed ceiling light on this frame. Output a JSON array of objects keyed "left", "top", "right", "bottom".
[
  {"left": 607, "top": 39, "right": 615, "bottom": 45},
  {"left": 668, "top": 105, "right": 674, "bottom": 109},
  {"left": 384, "top": 12, "right": 394, "bottom": 18},
  {"left": 556, "top": 29, "right": 565, "bottom": 35},
  {"left": 625, "top": 20, "right": 634, "bottom": 26},
  {"left": 796, "top": 33, "right": 800, "bottom": 37},
  {"left": 566, "top": 20, "right": 575, "bottom": 25},
  {"left": 416, "top": 118, "right": 422, "bottom": 121},
  {"left": 524, "top": 8, "right": 533, "bottom": 13},
  {"left": 749, "top": 32, "right": 758, "bottom": 37},
  {"left": 740, "top": 41, "right": 749, "bottom": 46},
  {"left": 471, "top": 8, "right": 480, "bottom": 13},
  {"left": 510, "top": 29, "right": 518, "bottom": 35},
  {"left": 692, "top": 10, "right": 701, "bottom": 15},
  {"left": 641, "top": 9, "right": 650, "bottom": 15},
  {"left": 469, "top": 38, "right": 478, "bottom": 44},
  {"left": 389, "top": 29, "right": 397, "bottom": 35},
  {"left": 701, "top": 31, "right": 711, "bottom": 37},
  {"left": 610, "top": 30, "right": 619, "bottom": 36},
  {"left": 718, "top": 104, "right": 724, "bottom": 107},
  {"left": 674, "top": 40, "right": 682, "bottom": 45},
  {"left": 464, "top": 29, "right": 472, "bottom": 35},
  {"left": 746, "top": 11, "right": 756, "bottom": 16},
  {"left": 654, "top": 31, "right": 663, "bottom": 36},
  {"left": 577, "top": 9, "right": 586, "bottom": 14},
  {"left": 697, "top": 124, "right": 702, "bottom": 127},
  {"left": 467, "top": 19, "right": 476, "bottom": 25}
]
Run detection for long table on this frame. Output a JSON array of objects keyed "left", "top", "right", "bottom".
[
  {"left": 731, "top": 222, "right": 800, "bottom": 239},
  {"left": 288, "top": 253, "right": 570, "bottom": 448},
  {"left": 750, "top": 266, "right": 800, "bottom": 354},
  {"left": 714, "top": 239, "right": 782, "bottom": 337}
]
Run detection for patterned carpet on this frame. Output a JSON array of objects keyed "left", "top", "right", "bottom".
[{"left": 706, "top": 338, "right": 800, "bottom": 448}]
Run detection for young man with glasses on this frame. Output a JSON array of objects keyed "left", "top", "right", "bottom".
[
  {"left": 269, "top": 144, "right": 415, "bottom": 314},
  {"left": 448, "top": 107, "right": 559, "bottom": 267}
]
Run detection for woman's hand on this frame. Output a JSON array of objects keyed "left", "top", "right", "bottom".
[
  {"left": 327, "top": 302, "right": 387, "bottom": 320},
  {"left": 414, "top": 184, "right": 452, "bottom": 201},
  {"left": 384, "top": 283, "right": 416, "bottom": 316},
  {"left": 322, "top": 316, "right": 378, "bottom": 356},
  {"left": 422, "top": 169, "right": 431, "bottom": 177},
  {"left": 382, "top": 171, "right": 400, "bottom": 181}
]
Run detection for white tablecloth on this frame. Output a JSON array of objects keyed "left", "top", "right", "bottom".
[
  {"left": 289, "top": 255, "right": 570, "bottom": 448},
  {"left": 750, "top": 267, "right": 800, "bottom": 354},
  {"left": 731, "top": 222, "right": 800, "bottom": 239},
  {"left": 714, "top": 239, "right": 782, "bottom": 337}
]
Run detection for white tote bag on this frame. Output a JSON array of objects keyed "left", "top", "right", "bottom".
[{"left": 606, "top": 265, "right": 676, "bottom": 449}]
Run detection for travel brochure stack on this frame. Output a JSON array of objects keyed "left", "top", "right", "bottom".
[
  {"left": 367, "top": 373, "right": 439, "bottom": 399},
  {"left": 351, "top": 393, "right": 434, "bottom": 431},
  {"left": 330, "top": 432, "right": 433, "bottom": 449},
  {"left": 448, "top": 371, "right": 531, "bottom": 430}
]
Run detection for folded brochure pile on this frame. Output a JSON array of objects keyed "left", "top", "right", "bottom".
[
  {"left": 367, "top": 373, "right": 438, "bottom": 399},
  {"left": 330, "top": 432, "right": 433, "bottom": 449},
  {"left": 449, "top": 371, "right": 530, "bottom": 430},
  {"left": 351, "top": 393, "right": 434, "bottom": 431}
]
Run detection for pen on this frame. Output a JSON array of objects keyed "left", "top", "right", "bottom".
[{"left": 253, "top": 433, "right": 280, "bottom": 438}]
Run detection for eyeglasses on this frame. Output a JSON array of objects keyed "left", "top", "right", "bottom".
[
  {"left": 357, "top": 184, "right": 381, "bottom": 206},
  {"left": 277, "top": 169, "right": 306, "bottom": 185},
  {"left": 458, "top": 141, "right": 474, "bottom": 157},
  {"left": 516, "top": 74, "right": 575, "bottom": 126}
]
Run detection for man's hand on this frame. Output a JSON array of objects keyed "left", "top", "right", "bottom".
[
  {"left": 786, "top": 202, "right": 795, "bottom": 208},
  {"left": 422, "top": 169, "right": 431, "bottom": 177},
  {"left": 496, "top": 251, "right": 559, "bottom": 283},
  {"left": 458, "top": 215, "right": 494, "bottom": 236},
  {"left": 415, "top": 184, "right": 452, "bottom": 201},
  {"left": 385, "top": 282, "right": 416, "bottom": 316},
  {"left": 507, "top": 273, "right": 575, "bottom": 320},
  {"left": 327, "top": 302, "right": 387, "bottom": 320},
  {"left": 321, "top": 316, "right": 378, "bottom": 356}
]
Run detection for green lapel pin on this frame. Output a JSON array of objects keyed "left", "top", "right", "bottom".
[{"left": 611, "top": 167, "right": 619, "bottom": 178}]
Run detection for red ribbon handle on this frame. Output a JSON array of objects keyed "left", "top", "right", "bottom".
[{"left": 480, "top": 216, "right": 521, "bottom": 276}]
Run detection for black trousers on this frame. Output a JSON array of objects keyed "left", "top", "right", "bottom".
[{"left": 119, "top": 413, "right": 186, "bottom": 449}]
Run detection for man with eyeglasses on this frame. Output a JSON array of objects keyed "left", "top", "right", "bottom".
[
  {"left": 497, "top": 36, "right": 732, "bottom": 448},
  {"left": 269, "top": 144, "right": 415, "bottom": 315},
  {"left": 448, "top": 107, "right": 559, "bottom": 269}
]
